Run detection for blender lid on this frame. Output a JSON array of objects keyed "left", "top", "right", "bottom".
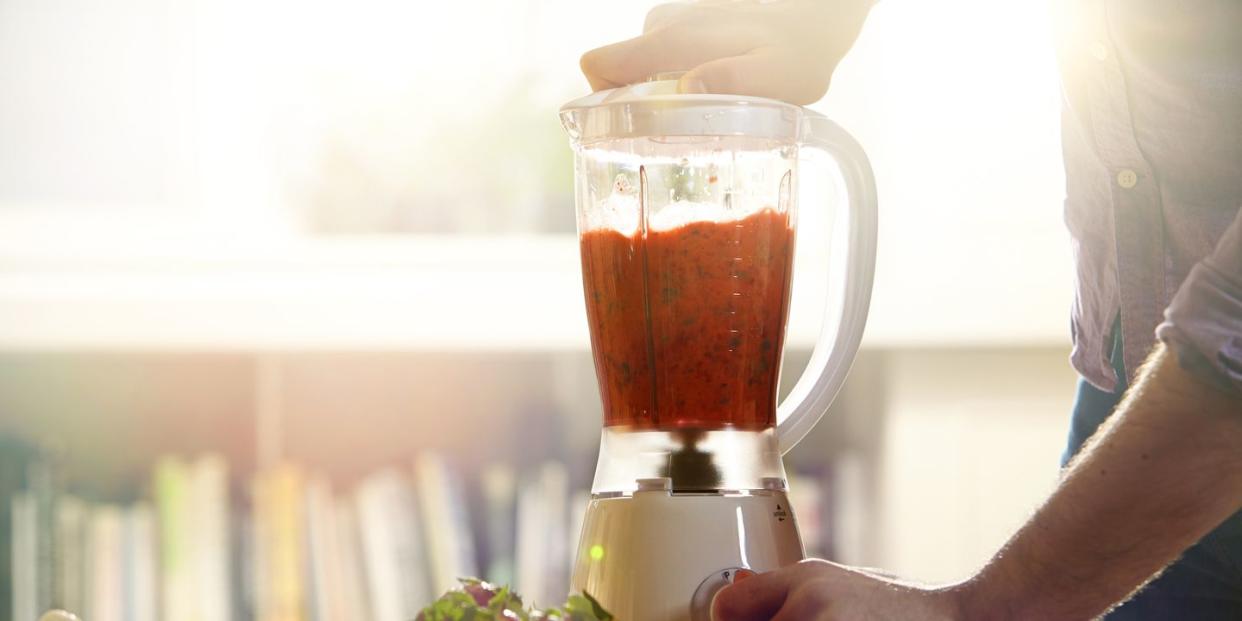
[{"left": 559, "top": 77, "right": 804, "bottom": 144}]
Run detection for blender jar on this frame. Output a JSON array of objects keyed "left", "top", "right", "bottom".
[
  {"left": 561, "top": 79, "right": 876, "bottom": 493},
  {"left": 577, "top": 132, "right": 796, "bottom": 432}
]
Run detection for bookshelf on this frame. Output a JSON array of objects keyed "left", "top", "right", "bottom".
[{"left": 0, "top": 346, "right": 880, "bottom": 620}]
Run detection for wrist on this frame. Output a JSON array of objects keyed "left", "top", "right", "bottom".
[{"left": 941, "top": 575, "right": 1006, "bottom": 621}]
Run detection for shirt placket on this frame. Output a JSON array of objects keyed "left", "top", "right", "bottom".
[{"left": 1083, "top": 0, "right": 1166, "bottom": 382}]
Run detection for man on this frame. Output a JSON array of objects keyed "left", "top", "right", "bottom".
[{"left": 580, "top": 1, "right": 1242, "bottom": 618}]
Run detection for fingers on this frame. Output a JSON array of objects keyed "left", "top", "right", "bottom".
[
  {"left": 579, "top": 0, "right": 850, "bottom": 101},
  {"left": 580, "top": 21, "right": 763, "bottom": 92},
  {"left": 643, "top": 1, "right": 695, "bottom": 33},
  {"left": 713, "top": 565, "right": 799, "bottom": 621},
  {"left": 714, "top": 560, "right": 863, "bottom": 621},
  {"left": 768, "top": 582, "right": 835, "bottom": 621},
  {"left": 678, "top": 47, "right": 831, "bottom": 105}
]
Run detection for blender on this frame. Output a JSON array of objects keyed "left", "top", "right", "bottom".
[{"left": 559, "top": 77, "right": 876, "bottom": 621}]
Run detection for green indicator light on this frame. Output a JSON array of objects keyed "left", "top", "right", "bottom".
[{"left": 589, "top": 544, "right": 605, "bottom": 561}]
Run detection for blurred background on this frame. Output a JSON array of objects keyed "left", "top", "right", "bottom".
[{"left": 0, "top": 0, "right": 1074, "bottom": 617}]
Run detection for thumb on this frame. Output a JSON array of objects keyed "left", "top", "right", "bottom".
[{"left": 678, "top": 47, "right": 831, "bottom": 106}]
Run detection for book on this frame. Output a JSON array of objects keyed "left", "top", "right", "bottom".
[
  {"left": 513, "top": 469, "right": 544, "bottom": 607},
  {"left": 303, "top": 476, "right": 336, "bottom": 621},
  {"left": 237, "top": 504, "right": 259, "bottom": 621},
  {"left": 12, "top": 491, "right": 37, "bottom": 621},
  {"left": 479, "top": 464, "right": 516, "bottom": 586},
  {"left": 191, "top": 454, "right": 232, "bottom": 621},
  {"left": 88, "top": 505, "right": 124, "bottom": 621},
  {"left": 29, "top": 458, "right": 58, "bottom": 616},
  {"left": 332, "top": 496, "right": 372, "bottom": 621},
  {"left": 54, "top": 495, "right": 88, "bottom": 615},
  {"left": 125, "top": 503, "right": 157, "bottom": 621},
  {"left": 414, "top": 453, "right": 478, "bottom": 596},
  {"left": 155, "top": 456, "right": 194, "bottom": 621},
  {"left": 514, "top": 462, "right": 569, "bottom": 608},
  {"left": 253, "top": 463, "right": 308, "bottom": 621},
  {"left": 303, "top": 479, "right": 374, "bottom": 621},
  {"left": 0, "top": 437, "right": 37, "bottom": 618},
  {"left": 541, "top": 463, "right": 570, "bottom": 608},
  {"left": 356, "top": 469, "right": 429, "bottom": 621}
]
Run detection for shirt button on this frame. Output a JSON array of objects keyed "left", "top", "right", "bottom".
[
  {"left": 1089, "top": 41, "right": 1110, "bottom": 61},
  {"left": 1116, "top": 169, "right": 1138, "bottom": 189}
]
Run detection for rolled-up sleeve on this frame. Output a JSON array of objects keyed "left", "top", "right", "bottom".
[{"left": 1156, "top": 210, "right": 1242, "bottom": 394}]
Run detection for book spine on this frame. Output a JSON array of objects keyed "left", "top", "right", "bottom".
[
  {"left": 303, "top": 477, "right": 334, "bottom": 621},
  {"left": 0, "top": 442, "right": 29, "bottom": 618},
  {"left": 193, "top": 454, "right": 232, "bottom": 621},
  {"left": 540, "top": 462, "right": 569, "bottom": 607},
  {"left": 332, "top": 498, "right": 371, "bottom": 620},
  {"left": 414, "top": 453, "right": 477, "bottom": 597},
  {"left": 29, "top": 460, "right": 57, "bottom": 616},
  {"left": 238, "top": 502, "right": 260, "bottom": 621},
  {"left": 12, "top": 492, "right": 37, "bottom": 621},
  {"left": 356, "top": 469, "right": 429, "bottom": 621},
  {"left": 55, "top": 496, "right": 87, "bottom": 615},
  {"left": 88, "top": 505, "right": 124, "bottom": 621},
  {"left": 155, "top": 456, "right": 192, "bottom": 621},
  {"left": 128, "top": 503, "right": 158, "bottom": 621},
  {"left": 480, "top": 464, "right": 516, "bottom": 586},
  {"left": 513, "top": 469, "right": 545, "bottom": 607},
  {"left": 258, "top": 464, "right": 308, "bottom": 621}
]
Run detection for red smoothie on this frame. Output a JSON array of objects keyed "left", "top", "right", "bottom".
[{"left": 579, "top": 208, "right": 795, "bottom": 430}]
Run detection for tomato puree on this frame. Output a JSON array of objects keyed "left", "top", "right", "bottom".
[{"left": 579, "top": 208, "right": 795, "bottom": 430}]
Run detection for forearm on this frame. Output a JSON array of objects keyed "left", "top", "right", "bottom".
[{"left": 960, "top": 345, "right": 1242, "bottom": 620}]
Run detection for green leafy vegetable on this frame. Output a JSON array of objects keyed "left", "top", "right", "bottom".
[{"left": 416, "top": 578, "right": 614, "bottom": 621}]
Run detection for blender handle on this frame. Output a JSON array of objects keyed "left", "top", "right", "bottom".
[{"left": 776, "top": 113, "right": 878, "bottom": 454}]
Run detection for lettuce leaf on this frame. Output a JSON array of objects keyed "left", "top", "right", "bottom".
[{"left": 416, "top": 578, "right": 613, "bottom": 621}]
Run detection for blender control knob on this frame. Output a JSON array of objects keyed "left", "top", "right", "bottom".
[{"left": 690, "top": 567, "right": 755, "bottom": 621}]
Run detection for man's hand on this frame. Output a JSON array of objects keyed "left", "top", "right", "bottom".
[
  {"left": 579, "top": 0, "right": 875, "bottom": 104},
  {"left": 713, "top": 559, "right": 963, "bottom": 621}
]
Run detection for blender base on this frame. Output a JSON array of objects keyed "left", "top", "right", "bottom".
[{"left": 570, "top": 487, "right": 804, "bottom": 621}]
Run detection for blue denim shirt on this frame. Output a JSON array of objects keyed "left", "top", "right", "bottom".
[{"left": 1052, "top": 0, "right": 1242, "bottom": 391}]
